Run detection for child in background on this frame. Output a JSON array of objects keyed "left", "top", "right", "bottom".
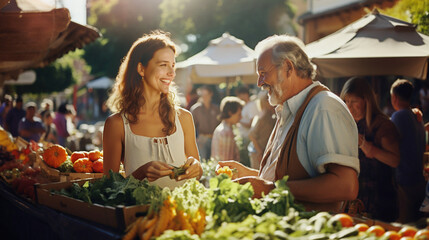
[{"left": 211, "top": 96, "right": 244, "bottom": 161}]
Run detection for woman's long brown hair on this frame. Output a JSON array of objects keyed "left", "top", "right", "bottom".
[
  {"left": 340, "top": 77, "right": 386, "bottom": 132},
  {"left": 106, "top": 30, "right": 179, "bottom": 135}
]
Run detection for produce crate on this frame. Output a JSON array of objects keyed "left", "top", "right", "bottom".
[
  {"left": 34, "top": 179, "right": 149, "bottom": 230},
  {"left": 35, "top": 153, "right": 103, "bottom": 182}
]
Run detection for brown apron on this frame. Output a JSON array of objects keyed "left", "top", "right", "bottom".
[{"left": 259, "top": 84, "right": 342, "bottom": 212}]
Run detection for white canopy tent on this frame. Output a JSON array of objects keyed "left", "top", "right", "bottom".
[
  {"left": 176, "top": 32, "right": 258, "bottom": 90},
  {"left": 86, "top": 76, "right": 113, "bottom": 89}
]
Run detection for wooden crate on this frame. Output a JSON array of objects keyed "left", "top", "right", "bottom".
[{"left": 35, "top": 179, "right": 149, "bottom": 230}]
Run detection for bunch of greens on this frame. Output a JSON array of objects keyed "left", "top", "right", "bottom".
[
  {"left": 201, "top": 212, "right": 299, "bottom": 240},
  {"left": 54, "top": 170, "right": 166, "bottom": 209},
  {"left": 156, "top": 230, "right": 201, "bottom": 240},
  {"left": 206, "top": 174, "right": 255, "bottom": 229},
  {"left": 171, "top": 179, "right": 210, "bottom": 217},
  {"left": 200, "top": 157, "right": 219, "bottom": 179},
  {"left": 252, "top": 176, "right": 305, "bottom": 216}
]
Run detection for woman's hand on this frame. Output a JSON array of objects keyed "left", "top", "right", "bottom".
[
  {"left": 217, "top": 160, "right": 258, "bottom": 180},
  {"left": 177, "top": 157, "right": 202, "bottom": 181},
  {"left": 359, "top": 137, "right": 375, "bottom": 158},
  {"left": 132, "top": 161, "right": 173, "bottom": 181}
]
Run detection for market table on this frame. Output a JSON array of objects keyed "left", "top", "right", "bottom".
[{"left": 0, "top": 181, "right": 123, "bottom": 240}]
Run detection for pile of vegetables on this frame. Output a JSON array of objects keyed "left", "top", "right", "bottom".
[
  {"left": 53, "top": 169, "right": 427, "bottom": 240},
  {"left": 42, "top": 145, "right": 104, "bottom": 173}
]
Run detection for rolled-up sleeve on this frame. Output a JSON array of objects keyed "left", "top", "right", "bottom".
[{"left": 297, "top": 94, "right": 360, "bottom": 177}]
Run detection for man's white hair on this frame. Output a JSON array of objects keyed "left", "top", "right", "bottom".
[{"left": 255, "top": 35, "right": 316, "bottom": 80}]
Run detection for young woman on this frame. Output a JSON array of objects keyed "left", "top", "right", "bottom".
[
  {"left": 341, "top": 77, "right": 400, "bottom": 222},
  {"left": 211, "top": 96, "right": 244, "bottom": 161},
  {"left": 102, "top": 31, "right": 202, "bottom": 189}
]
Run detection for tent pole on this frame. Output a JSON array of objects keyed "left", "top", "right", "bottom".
[{"left": 226, "top": 77, "right": 230, "bottom": 96}]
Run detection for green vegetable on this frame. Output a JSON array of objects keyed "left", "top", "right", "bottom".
[
  {"left": 57, "top": 158, "right": 73, "bottom": 173},
  {"left": 53, "top": 170, "right": 165, "bottom": 208},
  {"left": 157, "top": 230, "right": 200, "bottom": 240}
]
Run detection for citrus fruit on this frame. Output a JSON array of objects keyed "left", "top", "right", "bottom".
[
  {"left": 415, "top": 229, "right": 429, "bottom": 239},
  {"left": 354, "top": 223, "right": 369, "bottom": 232},
  {"left": 398, "top": 226, "right": 418, "bottom": 237},
  {"left": 383, "top": 231, "right": 401, "bottom": 240},
  {"left": 331, "top": 213, "right": 354, "bottom": 228},
  {"left": 367, "top": 225, "right": 385, "bottom": 237}
]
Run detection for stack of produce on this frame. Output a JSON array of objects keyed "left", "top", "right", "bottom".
[
  {"left": 41, "top": 145, "right": 103, "bottom": 173},
  {"left": 51, "top": 164, "right": 429, "bottom": 240},
  {"left": 0, "top": 139, "right": 49, "bottom": 200}
]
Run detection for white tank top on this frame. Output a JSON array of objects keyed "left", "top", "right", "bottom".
[{"left": 122, "top": 112, "right": 187, "bottom": 189}]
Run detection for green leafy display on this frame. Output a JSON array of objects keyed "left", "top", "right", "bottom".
[{"left": 54, "top": 170, "right": 165, "bottom": 207}]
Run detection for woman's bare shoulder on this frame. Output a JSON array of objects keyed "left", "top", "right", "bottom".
[
  {"left": 177, "top": 107, "right": 194, "bottom": 126},
  {"left": 178, "top": 107, "right": 192, "bottom": 118},
  {"left": 104, "top": 113, "right": 124, "bottom": 129}
]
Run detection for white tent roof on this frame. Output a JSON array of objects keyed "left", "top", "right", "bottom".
[
  {"left": 86, "top": 76, "right": 113, "bottom": 89},
  {"left": 176, "top": 32, "right": 257, "bottom": 84}
]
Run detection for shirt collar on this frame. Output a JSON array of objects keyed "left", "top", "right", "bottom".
[{"left": 278, "top": 81, "right": 321, "bottom": 119}]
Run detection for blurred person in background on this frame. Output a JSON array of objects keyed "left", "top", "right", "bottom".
[
  {"left": 236, "top": 86, "right": 260, "bottom": 167},
  {"left": 211, "top": 96, "right": 244, "bottom": 161},
  {"left": 40, "top": 110, "right": 57, "bottom": 144},
  {"left": 38, "top": 98, "right": 54, "bottom": 120},
  {"left": 0, "top": 94, "right": 12, "bottom": 128},
  {"left": 341, "top": 77, "right": 400, "bottom": 222},
  {"left": 54, "top": 103, "right": 70, "bottom": 147},
  {"left": 190, "top": 85, "right": 220, "bottom": 160},
  {"left": 18, "top": 102, "right": 45, "bottom": 142},
  {"left": 5, "top": 96, "right": 26, "bottom": 137},
  {"left": 390, "top": 79, "right": 425, "bottom": 223},
  {"left": 248, "top": 91, "right": 276, "bottom": 169}
]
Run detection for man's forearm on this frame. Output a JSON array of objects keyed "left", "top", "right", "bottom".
[{"left": 287, "top": 165, "right": 358, "bottom": 203}]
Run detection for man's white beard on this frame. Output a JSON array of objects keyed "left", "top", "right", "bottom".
[{"left": 266, "top": 70, "right": 284, "bottom": 106}]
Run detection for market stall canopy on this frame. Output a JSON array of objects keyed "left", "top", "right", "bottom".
[
  {"left": 176, "top": 32, "right": 257, "bottom": 84},
  {"left": 305, "top": 9, "right": 429, "bottom": 80},
  {"left": 0, "top": 0, "right": 100, "bottom": 81},
  {"left": 86, "top": 76, "right": 114, "bottom": 89},
  {"left": 4, "top": 70, "right": 36, "bottom": 85}
]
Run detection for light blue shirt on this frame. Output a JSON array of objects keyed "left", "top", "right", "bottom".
[{"left": 260, "top": 81, "right": 359, "bottom": 181}]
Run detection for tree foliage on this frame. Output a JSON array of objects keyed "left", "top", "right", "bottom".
[
  {"left": 15, "top": 59, "right": 73, "bottom": 95},
  {"left": 159, "top": 0, "right": 296, "bottom": 59},
  {"left": 382, "top": 0, "right": 429, "bottom": 35},
  {"left": 83, "top": 0, "right": 162, "bottom": 78},
  {"left": 13, "top": 49, "right": 87, "bottom": 94}
]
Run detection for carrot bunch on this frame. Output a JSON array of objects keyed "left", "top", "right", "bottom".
[{"left": 123, "top": 196, "right": 206, "bottom": 240}]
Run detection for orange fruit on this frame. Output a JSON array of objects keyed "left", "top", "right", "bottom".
[
  {"left": 331, "top": 213, "right": 354, "bottom": 228},
  {"left": 398, "top": 226, "right": 418, "bottom": 237},
  {"left": 383, "top": 231, "right": 401, "bottom": 240},
  {"left": 73, "top": 158, "right": 93, "bottom": 173},
  {"left": 92, "top": 159, "right": 103, "bottom": 173},
  {"left": 399, "top": 237, "right": 414, "bottom": 240},
  {"left": 367, "top": 225, "right": 386, "bottom": 237},
  {"left": 71, "top": 151, "right": 87, "bottom": 163},
  {"left": 415, "top": 229, "right": 429, "bottom": 239},
  {"left": 88, "top": 150, "right": 102, "bottom": 161},
  {"left": 354, "top": 223, "right": 370, "bottom": 232},
  {"left": 216, "top": 166, "right": 233, "bottom": 177}
]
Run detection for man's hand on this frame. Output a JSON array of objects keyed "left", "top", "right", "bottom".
[
  {"left": 235, "top": 176, "right": 275, "bottom": 198},
  {"left": 217, "top": 160, "right": 258, "bottom": 179}
]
